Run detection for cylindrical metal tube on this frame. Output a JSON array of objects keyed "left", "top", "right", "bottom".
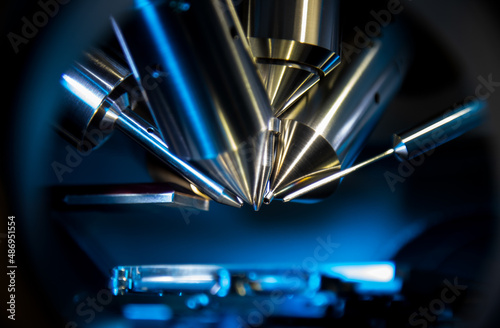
[
  {"left": 282, "top": 99, "right": 487, "bottom": 202},
  {"left": 57, "top": 48, "right": 133, "bottom": 149},
  {"left": 112, "top": 0, "right": 276, "bottom": 208},
  {"left": 268, "top": 19, "right": 413, "bottom": 202},
  {"left": 392, "top": 99, "right": 486, "bottom": 161},
  {"left": 115, "top": 110, "right": 242, "bottom": 207},
  {"left": 242, "top": 0, "right": 341, "bottom": 115},
  {"left": 110, "top": 265, "right": 231, "bottom": 297},
  {"left": 57, "top": 48, "right": 243, "bottom": 208},
  {"left": 246, "top": 0, "right": 340, "bottom": 73}
]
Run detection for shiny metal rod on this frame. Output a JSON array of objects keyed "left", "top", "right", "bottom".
[
  {"left": 58, "top": 48, "right": 242, "bottom": 209},
  {"left": 52, "top": 183, "right": 210, "bottom": 210},
  {"left": 115, "top": 110, "right": 243, "bottom": 208},
  {"left": 265, "top": 18, "right": 413, "bottom": 203},
  {"left": 242, "top": 0, "right": 341, "bottom": 115},
  {"left": 111, "top": 0, "right": 275, "bottom": 210},
  {"left": 283, "top": 99, "right": 486, "bottom": 202}
]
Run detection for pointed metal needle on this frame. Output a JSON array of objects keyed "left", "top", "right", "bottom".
[
  {"left": 283, "top": 99, "right": 486, "bottom": 203},
  {"left": 115, "top": 110, "right": 243, "bottom": 208},
  {"left": 282, "top": 149, "right": 395, "bottom": 202}
]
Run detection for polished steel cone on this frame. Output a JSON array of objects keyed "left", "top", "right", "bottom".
[
  {"left": 257, "top": 62, "right": 320, "bottom": 117},
  {"left": 266, "top": 19, "right": 413, "bottom": 203},
  {"left": 266, "top": 120, "right": 341, "bottom": 203},
  {"left": 242, "top": 0, "right": 341, "bottom": 115},
  {"left": 113, "top": 0, "right": 276, "bottom": 210},
  {"left": 196, "top": 127, "right": 276, "bottom": 210}
]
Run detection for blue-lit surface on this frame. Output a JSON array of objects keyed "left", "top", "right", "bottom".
[
  {"left": 186, "top": 294, "right": 210, "bottom": 309},
  {"left": 137, "top": 0, "right": 217, "bottom": 157},
  {"left": 327, "top": 262, "right": 395, "bottom": 283},
  {"left": 324, "top": 262, "right": 402, "bottom": 294},
  {"left": 48, "top": 113, "right": 489, "bottom": 320},
  {"left": 110, "top": 265, "right": 231, "bottom": 297},
  {"left": 323, "top": 54, "right": 341, "bottom": 73},
  {"left": 218, "top": 269, "right": 231, "bottom": 297},
  {"left": 58, "top": 171, "right": 415, "bottom": 268},
  {"left": 61, "top": 72, "right": 104, "bottom": 110},
  {"left": 353, "top": 278, "right": 402, "bottom": 294},
  {"left": 123, "top": 304, "right": 173, "bottom": 321}
]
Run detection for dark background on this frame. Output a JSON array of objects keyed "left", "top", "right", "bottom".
[{"left": 2, "top": 0, "right": 500, "bottom": 327}]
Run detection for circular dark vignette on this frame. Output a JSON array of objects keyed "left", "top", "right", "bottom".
[{"left": 2, "top": 0, "right": 500, "bottom": 327}]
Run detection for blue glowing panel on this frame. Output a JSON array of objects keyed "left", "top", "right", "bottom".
[
  {"left": 324, "top": 262, "right": 402, "bottom": 294},
  {"left": 328, "top": 262, "right": 395, "bottom": 282},
  {"left": 122, "top": 304, "right": 173, "bottom": 321}
]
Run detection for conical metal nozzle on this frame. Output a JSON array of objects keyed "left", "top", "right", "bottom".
[
  {"left": 267, "top": 19, "right": 413, "bottom": 203},
  {"left": 256, "top": 62, "right": 320, "bottom": 117},
  {"left": 267, "top": 120, "right": 341, "bottom": 202},
  {"left": 195, "top": 127, "right": 276, "bottom": 210},
  {"left": 113, "top": 0, "right": 276, "bottom": 209},
  {"left": 242, "top": 0, "right": 341, "bottom": 115}
]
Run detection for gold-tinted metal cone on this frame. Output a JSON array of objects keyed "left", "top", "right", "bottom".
[
  {"left": 257, "top": 62, "right": 320, "bottom": 117},
  {"left": 195, "top": 128, "right": 275, "bottom": 210},
  {"left": 267, "top": 119, "right": 341, "bottom": 203}
]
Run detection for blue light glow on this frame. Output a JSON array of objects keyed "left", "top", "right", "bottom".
[
  {"left": 61, "top": 73, "right": 103, "bottom": 110},
  {"left": 328, "top": 262, "right": 395, "bottom": 283},
  {"left": 122, "top": 304, "right": 173, "bottom": 321},
  {"left": 323, "top": 54, "right": 341, "bottom": 73},
  {"left": 186, "top": 293, "right": 210, "bottom": 309},
  {"left": 259, "top": 276, "right": 278, "bottom": 284},
  {"left": 354, "top": 279, "right": 402, "bottom": 294},
  {"left": 139, "top": 3, "right": 217, "bottom": 157},
  {"left": 309, "top": 273, "right": 322, "bottom": 291},
  {"left": 324, "top": 262, "right": 401, "bottom": 295},
  {"left": 217, "top": 269, "right": 231, "bottom": 297}
]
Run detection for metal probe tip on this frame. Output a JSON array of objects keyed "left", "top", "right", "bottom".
[
  {"left": 282, "top": 149, "right": 395, "bottom": 202},
  {"left": 282, "top": 97, "right": 486, "bottom": 202},
  {"left": 115, "top": 112, "right": 246, "bottom": 209},
  {"left": 217, "top": 190, "right": 244, "bottom": 208},
  {"left": 252, "top": 184, "right": 265, "bottom": 211},
  {"left": 263, "top": 191, "right": 274, "bottom": 205}
]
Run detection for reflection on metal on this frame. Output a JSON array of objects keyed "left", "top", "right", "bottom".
[
  {"left": 324, "top": 262, "right": 402, "bottom": 295},
  {"left": 392, "top": 99, "right": 486, "bottom": 161},
  {"left": 112, "top": 0, "right": 276, "bottom": 210},
  {"left": 232, "top": 269, "right": 321, "bottom": 296},
  {"left": 53, "top": 183, "right": 210, "bottom": 211},
  {"left": 110, "top": 265, "right": 231, "bottom": 297},
  {"left": 58, "top": 48, "right": 242, "bottom": 208},
  {"left": 110, "top": 263, "right": 403, "bottom": 297},
  {"left": 284, "top": 99, "right": 486, "bottom": 201},
  {"left": 327, "top": 262, "right": 396, "bottom": 283},
  {"left": 57, "top": 48, "right": 134, "bottom": 149},
  {"left": 266, "top": 19, "right": 413, "bottom": 203},
  {"left": 242, "top": 0, "right": 341, "bottom": 115},
  {"left": 110, "top": 262, "right": 403, "bottom": 317}
]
